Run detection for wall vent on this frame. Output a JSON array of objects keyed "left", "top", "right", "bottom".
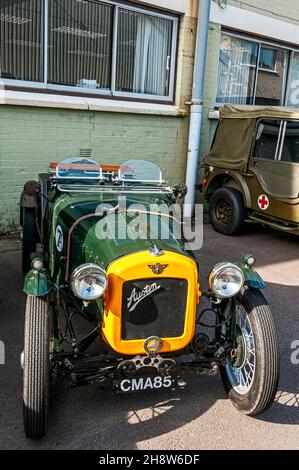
[{"left": 79, "top": 148, "right": 93, "bottom": 159}]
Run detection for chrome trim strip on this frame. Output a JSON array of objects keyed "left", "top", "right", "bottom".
[{"left": 57, "top": 185, "right": 172, "bottom": 194}]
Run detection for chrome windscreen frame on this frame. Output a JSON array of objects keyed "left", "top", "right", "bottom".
[
  {"left": 55, "top": 184, "right": 173, "bottom": 195},
  {"left": 50, "top": 160, "right": 169, "bottom": 192}
]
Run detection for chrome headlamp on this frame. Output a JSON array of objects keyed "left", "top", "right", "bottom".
[
  {"left": 209, "top": 262, "right": 244, "bottom": 299},
  {"left": 70, "top": 264, "right": 108, "bottom": 301}
]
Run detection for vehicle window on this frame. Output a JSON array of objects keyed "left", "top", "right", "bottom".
[
  {"left": 279, "top": 121, "right": 299, "bottom": 163},
  {"left": 254, "top": 120, "right": 281, "bottom": 160}
]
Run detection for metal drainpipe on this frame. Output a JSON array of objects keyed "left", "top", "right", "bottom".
[{"left": 184, "top": 0, "right": 212, "bottom": 218}]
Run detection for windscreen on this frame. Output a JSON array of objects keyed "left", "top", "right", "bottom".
[
  {"left": 119, "top": 160, "right": 163, "bottom": 183},
  {"left": 56, "top": 157, "right": 102, "bottom": 179}
]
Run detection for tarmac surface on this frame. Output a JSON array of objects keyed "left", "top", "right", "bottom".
[{"left": 0, "top": 224, "right": 298, "bottom": 450}]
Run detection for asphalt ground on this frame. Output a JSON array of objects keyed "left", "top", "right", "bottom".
[{"left": 0, "top": 224, "right": 298, "bottom": 450}]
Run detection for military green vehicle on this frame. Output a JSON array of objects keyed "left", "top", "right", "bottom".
[
  {"left": 203, "top": 105, "right": 299, "bottom": 235},
  {"left": 20, "top": 158, "right": 279, "bottom": 439}
]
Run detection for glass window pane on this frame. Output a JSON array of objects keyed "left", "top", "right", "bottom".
[
  {"left": 280, "top": 121, "right": 299, "bottom": 163},
  {"left": 48, "top": 0, "right": 113, "bottom": 89},
  {"left": 255, "top": 47, "right": 289, "bottom": 106},
  {"left": 259, "top": 47, "right": 276, "bottom": 71},
  {"left": 216, "top": 34, "right": 258, "bottom": 105},
  {"left": 116, "top": 9, "right": 173, "bottom": 96},
  {"left": 254, "top": 120, "right": 281, "bottom": 160},
  {"left": 0, "top": 0, "right": 43, "bottom": 82},
  {"left": 286, "top": 52, "right": 299, "bottom": 108}
]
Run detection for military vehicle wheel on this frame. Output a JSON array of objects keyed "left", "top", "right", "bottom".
[
  {"left": 219, "top": 288, "right": 279, "bottom": 416},
  {"left": 209, "top": 187, "right": 247, "bottom": 235},
  {"left": 22, "top": 208, "right": 38, "bottom": 276},
  {"left": 23, "top": 295, "right": 50, "bottom": 439}
]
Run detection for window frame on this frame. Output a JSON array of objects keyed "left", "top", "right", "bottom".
[
  {"left": 0, "top": 0, "right": 179, "bottom": 103},
  {"left": 215, "top": 30, "right": 299, "bottom": 108},
  {"left": 252, "top": 119, "right": 282, "bottom": 162}
]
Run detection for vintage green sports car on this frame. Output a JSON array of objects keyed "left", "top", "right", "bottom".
[{"left": 20, "top": 158, "right": 279, "bottom": 439}]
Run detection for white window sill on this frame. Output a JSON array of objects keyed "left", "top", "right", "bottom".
[{"left": 0, "top": 89, "right": 187, "bottom": 117}]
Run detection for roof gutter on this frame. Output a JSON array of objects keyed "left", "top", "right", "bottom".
[{"left": 184, "top": 0, "right": 211, "bottom": 218}]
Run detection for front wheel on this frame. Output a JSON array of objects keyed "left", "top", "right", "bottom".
[
  {"left": 219, "top": 288, "right": 279, "bottom": 416},
  {"left": 23, "top": 295, "right": 50, "bottom": 439}
]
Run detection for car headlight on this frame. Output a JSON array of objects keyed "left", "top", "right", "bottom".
[
  {"left": 70, "top": 264, "right": 108, "bottom": 301},
  {"left": 209, "top": 262, "right": 244, "bottom": 298}
]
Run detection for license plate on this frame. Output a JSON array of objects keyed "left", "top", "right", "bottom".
[{"left": 116, "top": 375, "right": 175, "bottom": 393}]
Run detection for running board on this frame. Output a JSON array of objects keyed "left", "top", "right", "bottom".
[{"left": 248, "top": 214, "right": 299, "bottom": 233}]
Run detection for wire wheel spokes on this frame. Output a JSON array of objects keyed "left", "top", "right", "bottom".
[
  {"left": 225, "top": 303, "right": 256, "bottom": 395},
  {"left": 215, "top": 198, "right": 232, "bottom": 224}
]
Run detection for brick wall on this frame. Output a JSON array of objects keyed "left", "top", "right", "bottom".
[
  {"left": 0, "top": 106, "right": 189, "bottom": 233},
  {"left": 176, "top": 14, "right": 197, "bottom": 108}
]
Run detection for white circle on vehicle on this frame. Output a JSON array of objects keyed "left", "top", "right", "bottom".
[
  {"left": 55, "top": 225, "right": 64, "bottom": 252},
  {"left": 258, "top": 195, "right": 269, "bottom": 211}
]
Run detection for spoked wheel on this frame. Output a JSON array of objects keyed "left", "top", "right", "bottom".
[
  {"left": 23, "top": 295, "right": 51, "bottom": 439},
  {"left": 225, "top": 306, "right": 256, "bottom": 396},
  {"left": 219, "top": 288, "right": 279, "bottom": 416}
]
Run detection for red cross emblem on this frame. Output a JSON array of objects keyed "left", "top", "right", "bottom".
[{"left": 258, "top": 195, "right": 269, "bottom": 210}]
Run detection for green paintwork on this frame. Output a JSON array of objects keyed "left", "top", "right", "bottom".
[
  {"left": 23, "top": 268, "right": 51, "bottom": 296},
  {"left": 237, "top": 255, "right": 266, "bottom": 290},
  {"left": 47, "top": 190, "right": 188, "bottom": 281}
]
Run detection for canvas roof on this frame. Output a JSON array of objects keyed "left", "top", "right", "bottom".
[{"left": 220, "top": 105, "right": 299, "bottom": 120}]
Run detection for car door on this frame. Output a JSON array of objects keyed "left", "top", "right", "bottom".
[{"left": 249, "top": 119, "right": 299, "bottom": 198}]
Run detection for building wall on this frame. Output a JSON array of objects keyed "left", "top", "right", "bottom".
[
  {"left": 0, "top": 106, "right": 189, "bottom": 232},
  {"left": 1, "top": 0, "right": 297, "bottom": 233},
  {"left": 0, "top": 1, "right": 198, "bottom": 233},
  {"left": 201, "top": 21, "right": 222, "bottom": 157}
]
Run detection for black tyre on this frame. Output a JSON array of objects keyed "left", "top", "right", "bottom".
[
  {"left": 209, "top": 187, "right": 247, "bottom": 235},
  {"left": 23, "top": 295, "right": 50, "bottom": 439},
  {"left": 219, "top": 288, "right": 280, "bottom": 416},
  {"left": 22, "top": 207, "right": 38, "bottom": 276}
]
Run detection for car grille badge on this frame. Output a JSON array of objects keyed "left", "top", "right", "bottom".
[
  {"left": 144, "top": 336, "right": 163, "bottom": 356},
  {"left": 148, "top": 263, "right": 169, "bottom": 275}
]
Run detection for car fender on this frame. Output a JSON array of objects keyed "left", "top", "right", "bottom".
[
  {"left": 236, "top": 256, "right": 266, "bottom": 289},
  {"left": 23, "top": 269, "right": 51, "bottom": 297},
  {"left": 20, "top": 190, "right": 37, "bottom": 209},
  {"left": 206, "top": 170, "right": 252, "bottom": 208}
]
